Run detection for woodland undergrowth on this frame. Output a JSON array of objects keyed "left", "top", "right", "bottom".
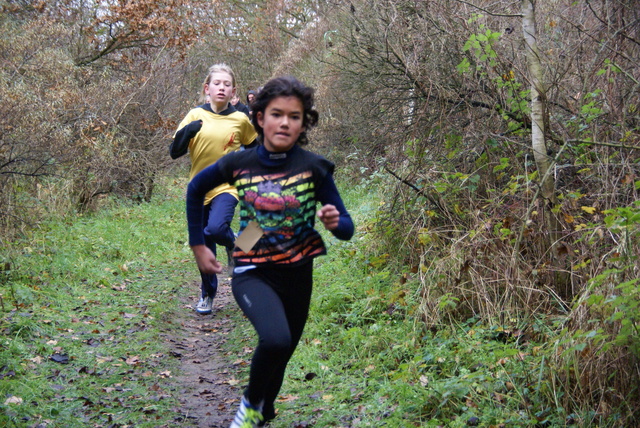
[
  {"left": 350, "top": 145, "right": 640, "bottom": 427},
  {"left": 1, "top": 169, "right": 638, "bottom": 427}
]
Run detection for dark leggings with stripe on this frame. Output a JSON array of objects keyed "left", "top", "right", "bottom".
[{"left": 231, "top": 261, "right": 313, "bottom": 417}]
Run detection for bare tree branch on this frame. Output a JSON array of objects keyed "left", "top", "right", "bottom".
[{"left": 454, "top": 0, "right": 523, "bottom": 18}]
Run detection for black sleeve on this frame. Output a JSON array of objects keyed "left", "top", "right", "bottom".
[
  {"left": 169, "top": 120, "right": 202, "bottom": 159},
  {"left": 238, "top": 103, "right": 251, "bottom": 118}
]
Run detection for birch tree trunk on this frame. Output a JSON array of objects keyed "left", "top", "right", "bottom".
[
  {"left": 522, "top": 0, "right": 569, "bottom": 296},
  {"left": 522, "top": 0, "right": 554, "bottom": 203}
]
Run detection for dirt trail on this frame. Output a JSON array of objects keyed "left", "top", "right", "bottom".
[{"left": 162, "top": 274, "right": 244, "bottom": 428}]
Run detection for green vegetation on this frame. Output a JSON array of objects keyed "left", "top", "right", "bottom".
[
  {"left": 3, "top": 1, "right": 640, "bottom": 426},
  {"left": 264, "top": 176, "right": 639, "bottom": 428},
  {"left": 1, "top": 174, "right": 638, "bottom": 427},
  {"left": 1, "top": 178, "right": 197, "bottom": 427}
]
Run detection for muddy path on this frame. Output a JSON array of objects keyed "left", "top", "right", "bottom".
[{"left": 162, "top": 274, "right": 246, "bottom": 428}]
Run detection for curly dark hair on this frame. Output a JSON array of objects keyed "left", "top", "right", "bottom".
[{"left": 251, "top": 76, "right": 319, "bottom": 146}]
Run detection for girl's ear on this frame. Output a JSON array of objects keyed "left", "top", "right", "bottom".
[{"left": 256, "top": 111, "right": 264, "bottom": 129}]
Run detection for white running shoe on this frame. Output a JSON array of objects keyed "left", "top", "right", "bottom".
[
  {"left": 195, "top": 296, "right": 213, "bottom": 315},
  {"left": 230, "top": 396, "right": 264, "bottom": 428}
]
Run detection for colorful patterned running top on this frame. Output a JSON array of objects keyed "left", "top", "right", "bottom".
[{"left": 186, "top": 144, "right": 353, "bottom": 267}]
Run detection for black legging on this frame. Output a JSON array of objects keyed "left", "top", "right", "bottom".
[{"left": 231, "top": 261, "right": 313, "bottom": 415}]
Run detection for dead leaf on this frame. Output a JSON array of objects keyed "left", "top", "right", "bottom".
[
  {"left": 125, "top": 356, "right": 141, "bottom": 365},
  {"left": 621, "top": 174, "right": 634, "bottom": 185},
  {"left": 96, "top": 356, "right": 113, "bottom": 364},
  {"left": 50, "top": 353, "right": 69, "bottom": 364},
  {"left": 419, "top": 375, "right": 429, "bottom": 387},
  {"left": 78, "top": 366, "right": 95, "bottom": 375},
  {"left": 4, "top": 396, "right": 23, "bottom": 405},
  {"left": 276, "top": 394, "right": 299, "bottom": 402}
]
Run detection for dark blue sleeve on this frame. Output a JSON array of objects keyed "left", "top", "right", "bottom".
[
  {"left": 239, "top": 103, "right": 251, "bottom": 118},
  {"left": 186, "top": 163, "right": 226, "bottom": 246},
  {"left": 316, "top": 174, "right": 354, "bottom": 241}
]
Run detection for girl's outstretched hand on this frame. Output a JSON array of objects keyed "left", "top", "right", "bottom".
[
  {"left": 191, "top": 245, "right": 223, "bottom": 274},
  {"left": 185, "top": 120, "right": 203, "bottom": 139},
  {"left": 317, "top": 204, "right": 340, "bottom": 231}
]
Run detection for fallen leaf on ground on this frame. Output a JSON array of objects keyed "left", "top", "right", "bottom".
[
  {"left": 4, "top": 396, "right": 23, "bottom": 405},
  {"left": 50, "top": 353, "right": 69, "bottom": 364}
]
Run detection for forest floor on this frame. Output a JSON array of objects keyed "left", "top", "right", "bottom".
[{"left": 162, "top": 269, "right": 245, "bottom": 428}]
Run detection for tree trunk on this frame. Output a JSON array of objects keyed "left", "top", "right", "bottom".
[
  {"left": 522, "top": 0, "right": 569, "bottom": 298},
  {"left": 522, "top": 0, "right": 554, "bottom": 203}
]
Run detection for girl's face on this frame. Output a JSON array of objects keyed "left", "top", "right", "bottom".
[
  {"left": 257, "top": 96, "right": 305, "bottom": 153},
  {"left": 205, "top": 71, "right": 235, "bottom": 112}
]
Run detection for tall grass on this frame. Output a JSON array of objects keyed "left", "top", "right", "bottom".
[
  {"left": 354, "top": 157, "right": 640, "bottom": 426},
  {"left": 227, "top": 174, "right": 610, "bottom": 427}
]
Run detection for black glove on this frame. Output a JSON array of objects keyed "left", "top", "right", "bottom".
[
  {"left": 169, "top": 120, "right": 203, "bottom": 159},
  {"left": 184, "top": 120, "right": 203, "bottom": 139}
]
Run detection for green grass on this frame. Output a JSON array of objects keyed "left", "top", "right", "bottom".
[
  {"left": 1, "top": 175, "right": 629, "bottom": 427},
  {"left": 236, "top": 177, "right": 611, "bottom": 427},
  {"left": 1, "top": 177, "right": 198, "bottom": 427}
]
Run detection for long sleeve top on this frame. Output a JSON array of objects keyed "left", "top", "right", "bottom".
[
  {"left": 170, "top": 103, "right": 257, "bottom": 204},
  {"left": 187, "top": 144, "right": 354, "bottom": 267}
]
